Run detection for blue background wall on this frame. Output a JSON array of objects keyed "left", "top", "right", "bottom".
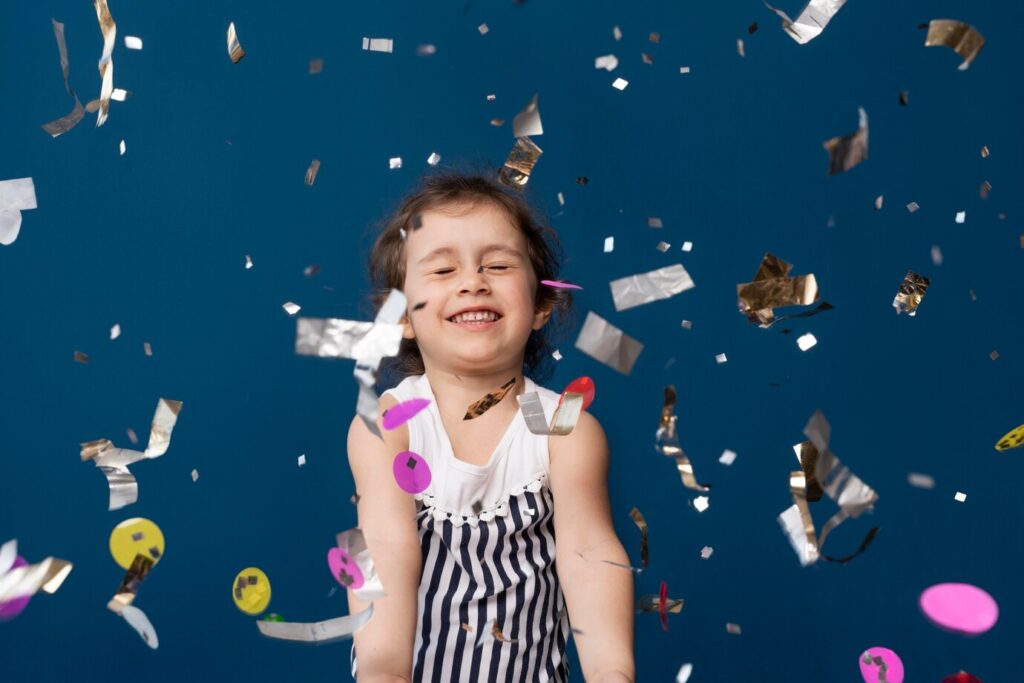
[{"left": 1, "top": 0, "right": 1021, "bottom": 680}]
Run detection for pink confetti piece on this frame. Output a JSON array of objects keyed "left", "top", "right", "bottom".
[
  {"left": 381, "top": 398, "right": 431, "bottom": 430},
  {"left": 393, "top": 450, "right": 431, "bottom": 494},
  {"left": 327, "top": 547, "right": 364, "bottom": 590},
  {"left": 859, "top": 647, "right": 904, "bottom": 683},
  {"left": 920, "top": 583, "right": 999, "bottom": 635},
  {"left": 541, "top": 279, "right": 583, "bottom": 290}
]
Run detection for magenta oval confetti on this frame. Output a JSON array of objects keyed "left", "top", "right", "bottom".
[
  {"left": 393, "top": 450, "right": 431, "bottom": 494},
  {"left": 920, "top": 583, "right": 999, "bottom": 635},
  {"left": 859, "top": 647, "right": 904, "bottom": 683},
  {"left": 327, "top": 547, "right": 365, "bottom": 591},
  {"left": 382, "top": 398, "right": 431, "bottom": 430},
  {"left": 541, "top": 279, "right": 583, "bottom": 290},
  {"left": 0, "top": 556, "right": 32, "bottom": 621}
]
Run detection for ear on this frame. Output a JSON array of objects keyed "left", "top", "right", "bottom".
[
  {"left": 401, "top": 313, "right": 417, "bottom": 340},
  {"left": 532, "top": 302, "right": 553, "bottom": 331}
]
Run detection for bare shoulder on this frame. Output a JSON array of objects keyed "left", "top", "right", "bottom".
[
  {"left": 549, "top": 410, "right": 609, "bottom": 481},
  {"left": 549, "top": 410, "right": 608, "bottom": 460}
]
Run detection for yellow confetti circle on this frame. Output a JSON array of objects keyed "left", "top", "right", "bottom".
[
  {"left": 996, "top": 424, "right": 1024, "bottom": 452},
  {"left": 109, "top": 518, "right": 165, "bottom": 570},
  {"left": 232, "top": 567, "right": 272, "bottom": 615}
]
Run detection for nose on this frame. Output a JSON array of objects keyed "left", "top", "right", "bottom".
[{"left": 458, "top": 266, "right": 491, "bottom": 294}]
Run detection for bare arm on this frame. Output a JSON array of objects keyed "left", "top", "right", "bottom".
[
  {"left": 346, "top": 395, "right": 421, "bottom": 682},
  {"left": 550, "top": 412, "right": 635, "bottom": 682}
]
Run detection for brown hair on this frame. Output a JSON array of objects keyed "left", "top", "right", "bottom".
[{"left": 367, "top": 169, "right": 573, "bottom": 384}]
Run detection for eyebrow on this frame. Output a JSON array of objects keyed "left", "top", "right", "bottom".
[{"left": 416, "top": 244, "right": 524, "bottom": 266}]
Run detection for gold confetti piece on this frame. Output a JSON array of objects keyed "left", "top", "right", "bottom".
[
  {"left": 389, "top": 156, "right": 403, "bottom": 169},
  {"left": 512, "top": 92, "right": 543, "bottom": 138},
  {"left": 282, "top": 301, "right": 301, "bottom": 315},
  {"left": 81, "top": 399, "right": 184, "bottom": 510},
  {"left": 925, "top": 20, "right": 984, "bottom": 70},
  {"left": 823, "top": 107, "right": 868, "bottom": 175},
  {"left": 595, "top": 54, "right": 619, "bottom": 71},
  {"left": 908, "top": 472, "right": 935, "bottom": 489},
  {"left": 304, "top": 159, "right": 320, "bottom": 186},
  {"left": 477, "top": 23, "right": 489, "bottom": 35},
  {"left": 641, "top": 53, "right": 653, "bottom": 65},
  {"left": 491, "top": 619, "right": 520, "bottom": 643},
  {"left": 226, "top": 22, "right": 245, "bottom": 63},
  {"left": 892, "top": 271, "right": 929, "bottom": 316},
  {"left": 74, "top": 350, "right": 89, "bottom": 364},
  {"left": 308, "top": 57, "right": 323, "bottom": 74},
  {"left": 637, "top": 591, "right": 683, "bottom": 616},
  {"left": 980, "top": 145, "right": 990, "bottom": 157},
  {"left": 648, "top": 217, "right": 663, "bottom": 228},
  {"left": 979, "top": 180, "right": 991, "bottom": 199},
  {"left": 996, "top": 424, "right": 1024, "bottom": 451},
  {"left": 649, "top": 31, "right": 660, "bottom": 43},
  {"left": 629, "top": 507, "right": 649, "bottom": 571},
  {"left": 610, "top": 264, "right": 695, "bottom": 312},
  {"left": 736, "top": 38, "right": 745, "bottom": 57},
  {"left": 143, "top": 341, "right": 152, "bottom": 356},
  {"left": 464, "top": 377, "right": 516, "bottom": 420},
  {"left": 517, "top": 391, "right": 583, "bottom": 435},
  {"left": 657, "top": 386, "right": 711, "bottom": 493},
  {"left": 612, "top": 77, "right": 629, "bottom": 90},
  {"left": 552, "top": 349, "right": 562, "bottom": 361},
  {"left": 361, "top": 37, "right": 393, "bottom": 53},
  {"left": 574, "top": 311, "right": 643, "bottom": 375},
  {"left": 90, "top": 0, "right": 117, "bottom": 127},
  {"left": 777, "top": 411, "right": 880, "bottom": 566},
  {"left": 108, "top": 552, "right": 154, "bottom": 614},
  {"left": 490, "top": 118, "right": 505, "bottom": 127},
  {"left": 764, "top": 0, "right": 849, "bottom": 44},
  {"left": 954, "top": 491, "right": 967, "bottom": 503},
  {"left": 681, "top": 241, "right": 693, "bottom": 252},
  {"left": 498, "top": 137, "right": 543, "bottom": 190},
  {"left": 41, "top": 19, "right": 85, "bottom": 138},
  {"left": 737, "top": 252, "right": 820, "bottom": 326},
  {"left": 726, "top": 622, "right": 742, "bottom": 635},
  {"left": 295, "top": 315, "right": 403, "bottom": 360}
]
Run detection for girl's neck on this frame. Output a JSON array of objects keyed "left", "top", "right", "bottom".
[{"left": 422, "top": 365, "right": 527, "bottom": 418}]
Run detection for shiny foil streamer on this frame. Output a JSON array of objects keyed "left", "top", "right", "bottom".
[
  {"left": 609, "top": 264, "right": 695, "bottom": 312},
  {"left": 764, "top": 0, "right": 848, "bottom": 44},
  {"left": 295, "top": 317, "right": 403, "bottom": 360},
  {"left": 498, "top": 137, "right": 543, "bottom": 190},
  {"left": 893, "top": 271, "right": 930, "bottom": 316},
  {"left": 464, "top": 377, "right": 516, "bottom": 420},
  {"left": 574, "top": 311, "right": 644, "bottom": 375},
  {"left": 335, "top": 529, "right": 386, "bottom": 602},
  {"left": 92, "top": 0, "right": 117, "bottom": 127},
  {"left": 257, "top": 603, "right": 375, "bottom": 643},
  {"left": 227, "top": 22, "right": 245, "bottom": 63},
  {"left": 629, "top": 506, "right": 649, "bottom": 571},
  {"left": 516, "top": 391, "right": 584, "bottom": 435},
  {"left": 305, "top": 159, "right": 321, "bottom": 186},
  {"left": 656, "top": 386, "right": 711, "bottom": 493},
  {"left": 823, "top": 107, "right": 868, "bottom": 175},
  {"left": 925, "top": 20, "right": 985, "bottom": 70},
  {"left": 41, "top": 19, "right": 85, "bottom": 137},
  {"left": 0, "top": 545, "right": 73, "bottom": 603}
]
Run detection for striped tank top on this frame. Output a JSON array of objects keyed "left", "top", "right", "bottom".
[{"left": 351, "top": 373, "right": 570, "bottom": 682}]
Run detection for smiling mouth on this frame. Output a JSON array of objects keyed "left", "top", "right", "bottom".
[{"left": 447, "top": 311, "right": 503, "bottom": 325}]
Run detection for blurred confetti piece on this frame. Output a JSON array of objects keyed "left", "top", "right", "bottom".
[
  {"left": 749, "top": 21, "right": 759, "bottom": 34},
  {"left": 610, "top": 263, "right": 695, "bottom": 312},
  {"left": 190, "top": 468, "right": 198, "bottom": 482},
  {"left": 920, "top": 583, "right": 998, "bottom": 635},
  {"left": 120, "top": 604, "right": 158, "bottom": 648},
  {"left": 574, "top": 311, "right": 643, "bottom": 375},
  {"left": 719, "top": 449, "right": 737, "bottom": 466},
  {"left": 995, "top": 424, "right": 1024, "bottom": 451},
  {"left": 305, "top": 160, "right": 321, "bottom": 186},
  {"left": 245, "top": 255, "right": 253, "bottom": 269},
  {"left": 416, "top": 44, "right": 436, "bottom": 56},
  {"left": 389, "top": 157, "right": 403, "bottom": 169},
  {"left": 824, "top": 107, "right": 868, "bottom": 175},
  {"left": 737, "top": 253, "right": 819, "bottom": 326},
  {"left": 145, "top": 398, "right": 183, "bottom": 458},
  {"left": 715, "top": 353, "right": 727, "bottom": 364},
  {"left": 91, "top": 0, "right": 117, "bottom": 126},
  {"left": 297, "top": 454, "right": 306, "bottom": 467},
  {"left": 943, "top": 673, "right": 982, "bottom": 683},
  {"left": 613, "top": 25, "right": 622, "bottom": 41},
  {"left": 797, "top": 332, "right": 817, "bottom": 351},
  {"left": 124, "top": 35, "right": 142, "bottom": 50},
  {"left": 111, "top": 87, "right": 128, "bottom": 101},
  {"left": 498, "top": 137, "right": 542, "bottom": 190},
  {"left": 648, "top": 216, "right": 664, "bottom": 228},
  {"left": 41, "top": 19, "right": 85, "bottom": 137},
  {"left": 362, "top": 37, "right": 393, "bottom": 53},
  {"left": 336, "top": 528, "right": 386, "bottom": 601},
  {"left": 700, "top": 546, "right": 713, "bottom": 559},
  {"left": 352, "top": 290, "right": 407, "bottom": 438},
  {"left": 907, "top": 201, "right": 920, "bottom": 213},
  {"left": 874, "top": 195, "right": 883, "bottom": 210},
  {"left": 681, "top": 320, "right": 692, "bottom": 329},
  {"left": 126, "top": 428, "right": 138, "bottom": 444},
  {"left": 0, "top": 178, "right": 38, "bottom": 246},
  {"left": 693, "top": 496, "right": 710, "bottom": 512},
  {"left": 328, "top": 546, "right": 365, "bottom": 590},
  {"left": 382, "top": 398, "right": 431, "bottom": 430},
  {"left": 282, "top": 302, "right": 301, "bottom": 316},
  {"left": 637, "top": 580, "right": 682, "bottom": 631},
  {"left": 551, "top": 349, "right": 562, "bottom": 361},
  {"left": 649, "top": 32, "right": 660, "bottom": 43},
  {"left": 541, "top": 279, "right": 582, "bottom": 290},
  {"left": 893, "top": 271, "right": 929, "bottom": 316},
  {"left": 304, "top": 264, "right": 320, "bottom": 277},
  {"left": 477, "top": 23, "right": 489, "bottom": 35},
  {"left": 612, "top": 77, "right": 628, "bottom": 90},
  {"left": 464, "top": 377, "right": 516, "bottom": 420},
  {"left": 226, "top": 22, "right": 244, "bottom": 63},
  {"left": 393, "top": 451, "right": 431, "bottom": 494},
  {"left": 764, "top": 0, "right": 848, "bottom": 44},
  {"left": 258, "top": 605, "right": 375, "bottom": 643},
  {"left": 119, "top": 139, "right": 126, "bottom": 155},
  {"left": 604, "top": 236, "right": 614, "bottom": 252},
  {"left": 859, "top": 647, "right": 904, "bottom": 683},
  {"left": 899, "top": 90, "right": 909, "bottom": 106},
  {"left": 295, "top": 316, "right": 403, "bottom": 361},
  {"left": 74, "top": 351, "right": 89, "bottom": 364},
  {"left": 925, "top": 20, "right": 984, "bottom": 70},
  {"left": 954, "top": 210, "right": 966, "bottom": 224},
  {"left": 628, "top": 507, "right": 649, "bottom": 571},
  {"left": 595, "top": 54, "right": 618, "bottom": 71},
  {"left": 681, "top": 241, "right": 693, "bottom": 252},
  {"left": 110, "top": 324, "right": 121, "bottom": 340},
  {"left": 726, "top": 622, "right": 742, "bottom": 635},
  {"left": 657, "top": 386, "right": 711, "bottom": 493},
  {"left": 736, "top": 38, "right": 745, "bottom": 57},
  {"left": 676, "top": 663, "right": 694, "bottom": 683},
  {"left": 777, "top": 411, "right": 879, "bottom": 566},
  {"left": 308, "top": 57, "right": 323, "bottom": 74},
  {"left": 908, "top": 472, "right": 935, "bottom": 489},
  {"left": 979, "top": 180, "right": 991, "bottom": 199},
  {"left": 143, "top": 341, "right": 152, "bottom": 356},
  {"left": 562, "top": 376, "right": 595, "bottom": 410},
  {"left": 680, "top": 66, "right": 691, "bottom": 74},
  {"left": 0, "top": 540, "right": 73, "bottom": 605},
  {"left": 107, "top": 552, "right": 154, "bottom": 614},
  {"left": 954, "top": 491, "right": 967, "bottom": 502},
  {"left": 656, "top": 241, "right": 670, "bottom": 252},
  {"left": 980, "top": 145, "right": 989, "bottom": 157},
  {"left": 931, "top": 245, "right": 943, "bottom": 266},
  {"left": 512, "top": 92, "right": 543, "bottom": 138},
  {"left": 232, "top": 567, "right": 271, "bottom": 615},
  {"left": 427, "top": 152, "right": 441, "bottom": 166}
]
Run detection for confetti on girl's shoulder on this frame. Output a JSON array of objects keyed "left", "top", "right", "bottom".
[
  {"left": 393, "top": 451, "right": 431, "bottom": 493},
  {"left": 541, "top": 279, "right": 582, "bottom": 290},
  {"left": 382, "top": 398, "right": 431, "bottom": 430},
  {"left": 361, "top": 37, "right": 393, "bottom": 53},
  {"left": 227, "top": 22, "right": 245, "bottom": 63}
]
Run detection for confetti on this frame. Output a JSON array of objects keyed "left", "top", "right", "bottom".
[
  {"left": 282, "top": 301, "right": 301, "bottom": 316},
  {"left": 416, "top": 44, "right": 436, "bottom": 56},
  {"left": 498, "top": 137, "right": 542, "bottom": 190},
  {"left": 627, "top": 507, "right": 649, "bottom": 571},
  {"left": 541, "top": 279, "right": 583, "bottom": 290},
  {"left": 351, "top": 290, "right": 407, "bottom": 438},
  {"left": 0, "top": 178, "right": 38, "bottom": 246},
  {"left": 295, "top": 315, "right": 403, "bottom": 361},
  {"left": 392, "top": 450, "right": 431, "bottom": 494},
  {"left": 907, "top": 472, "right": 936, "bottom": 489},
  {"left": 308, "top": 57, "right": 323, "bottom": 74},
  {"left": 737, "top": 253, "right": 820, "bottom": 326},
  {"left": 648, "top": 216, "right": 663, "bottom": 228},
  {"left": 604, "top": 236, "right": 614, "bottom": 252},
  {"left": 574, "top": 311, "right": 643, "bottom": 375},
  {"left": 41, "top": 19, "right": 85, "bottom": 137},
  {"left": 931, "top": 245, "right": 943, "bottom": 266},
  {"left": 681, "top": 241, "right": 693, "bottom": 252},
  {"left": 382, "top": 398, "right": 431, "bottom": 430},
  {"left": 649, "top": 32, "right": 660, "bottom": 43},
  {"left": 427, "top": 152, "right": 441, "bottom": 166},
  {"left": 74, "top": 351, "right": 89, "bottom": 364},
  {"left": 823, "top": 107, "right": 868, "bottom": 175},
  {"left": 304, "top": 264, "right": 320, "bottom": 277},
  {"left": 119, "top": 139, "right": 126, "bottom": 155},
  {"left": 0, "top": 540, "right": 73, "bottom": 607},
  {"left": 80, "top": 399, "right": 183, "bottom": 510},
  {"left": 748, "top": 21, "right": 759, "bottom": 34},
  {"left": 679, "top": 66, "right": 691, "bottom": 74},
  {"left": 610, "top": 264, "right": 695, "bottom": 312},
  {"left": 361, "top": 37, "right": 393, "bottom": 53},
  {"left": 860, "top": 647, "right": 904, "bottom": 683},
  {"left": 924, "top": 20, "right": 985, "bottom": 70},
  {"left": 954, "top": 210, "right": 966, "bottom": 224},
  {"left": 336, "top": 529, "right": 386, "bottom": 601},
  {"left": 676, "top": 663, "right": 694, "bottom": 683},
  {"left": 126, "top": 428, "right": 138, "bottom": 444},
  {"left": 124, "top": 35, "right": 142, "bottom": 50},
  {"left": 942, "top": 674, "right": 982, "bottom": 683},
  {"left": 899, "top": 90, "right": 909, "bottom": 106},
  {"left": 232, "top": 567, "right": 271, "bottom": 615},
  {"left": 190, "top": 468, "right": 198, "bottom": 482},
  {"left": 906, "top": 201, "right": 920, "bottom": 213},
  {"left": 656, "top": 241, "right": 670, "bottom": 252},
  {"left": 995, "top": 424, "right": 1024, "bottom": 451},
  {"left": 595, "top": 54, "right": 619, "bottom": 71},
  {"left": 777, "top": 411, "right": 879, "bottom": 566},
  {"left": 680, "top": 320, "right": 692, "bottom": 329},
  {"left": 297, "top": 454, "right": 306, "bottom": 467},
  {"left": 764, "top": 0, "right": 849, "bottom": 44},
  {"left": 477, "top": 23, "right": 489, "bottom": 35},
  {"left": 979, "top": 180, "right": 991, "bottom": 199},
  {"left": 736, "top": 38, "right": 745, "bottom": 57},
  {"left": 980, "top": 145, "right": 990, "bottom": 158},
  {"left": 512, "top": 92, "right": 543, "bottom": 138},
  {"left": 107, "top": 552, "right": 154, "bottom": 615},
  {"left": 637, "top": 580, "right": 683, "bottom": 631},
  {"left": 517, "top": 391, "right": 583, "bottom": 436},
  {"left": 612, "top": 77, "right": 629, "bottom": 90},
  {"left": 797, "top": 332, "right": 818, "bottom": 351},
  {"left": 693, "top": 496, "right": 710, "bottom": 512},
  {"left": 700, "top": 546, "right": 713, "bottom": 559},
  {"left": 893, "top": 271, "right": 929, "bottom": 316},
  {"left": 119, "top": 604, "right": 158, "bottom": 649},
  {"left": 464, "top": 377, "right": 516, "bottom": 420},
  {"left": 244, "top": 255, "right": 253, "bottom": 269},
  {"left": 657, "top": 386, "right": 711, "bottom": 493},
  {"left": 305, "top": 160, "right": 321, "bottom": 186},
  {"left": 110, "top": 324, "right": 121, "bottom": 340},
  {"left": 613, "top": 25, "right": 622, "bottom": 41},
  {"left": 920, "top": 583, "right": 998, "bottom": 635},
  {"left": 557, "top": 192, "right": 565, "bottom": 205},
  {"left": 551, "top": 349, "right": 562, "bottom": 361},
  {"left": 874, "top": 195, "right": 883, "bottom": 210},
  {"left": 89, "top": 0, "right": 117, "bottom": 126},
  {"left": 719, "top": 449, "right": 737, "bottom": 466},
  {"left": 715, "top": 353, "right": 728, "bottom": 364},
  {"left": 389, "top": 157, "right": 403, "bottom": 169},
  {"left": 108, "top": 518, "right": 164, "bottom": 569},
  {"left": 641, "top": 53, "right": 654, "bottom": 65},
  {"left": 726, "top": 622, "right": 742, "bottom": 635},
  {"left": 226, "top": 22, "right": 245, "bottom": 63}
]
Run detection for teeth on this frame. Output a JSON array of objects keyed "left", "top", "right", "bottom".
[{"left": 451, "top": 310, "right": 499, "bottom": 323}]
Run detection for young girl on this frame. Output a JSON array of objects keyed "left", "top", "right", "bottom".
[{"left": 346, "top": 172, "right": 635, "bottom": 682}]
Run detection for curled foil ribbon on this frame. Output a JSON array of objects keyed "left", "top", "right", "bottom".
[
  {"left": 516, "top": 391, "right": 583, "bottom": 435},
  {"left": 925, "top": 20, "right": 985, "bottom": 70},
  {"left": 656, "top": 386, "right": 711, "bottom": 493}
]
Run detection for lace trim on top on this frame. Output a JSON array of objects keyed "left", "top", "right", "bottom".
[{"left": 415, "top": 471, "right": 548, "bottom": 528}]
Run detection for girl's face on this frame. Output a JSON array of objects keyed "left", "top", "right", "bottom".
[{"left": 401, "top": 201, "right": 550, "bottom": 375}]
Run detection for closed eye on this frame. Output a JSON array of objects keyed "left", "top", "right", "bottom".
[
  {"left": 433, "top": 268, "right": 455, "bottom": 275},
  {"left": 483, "top": 265, "right": 510, "bottom": 271}
]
